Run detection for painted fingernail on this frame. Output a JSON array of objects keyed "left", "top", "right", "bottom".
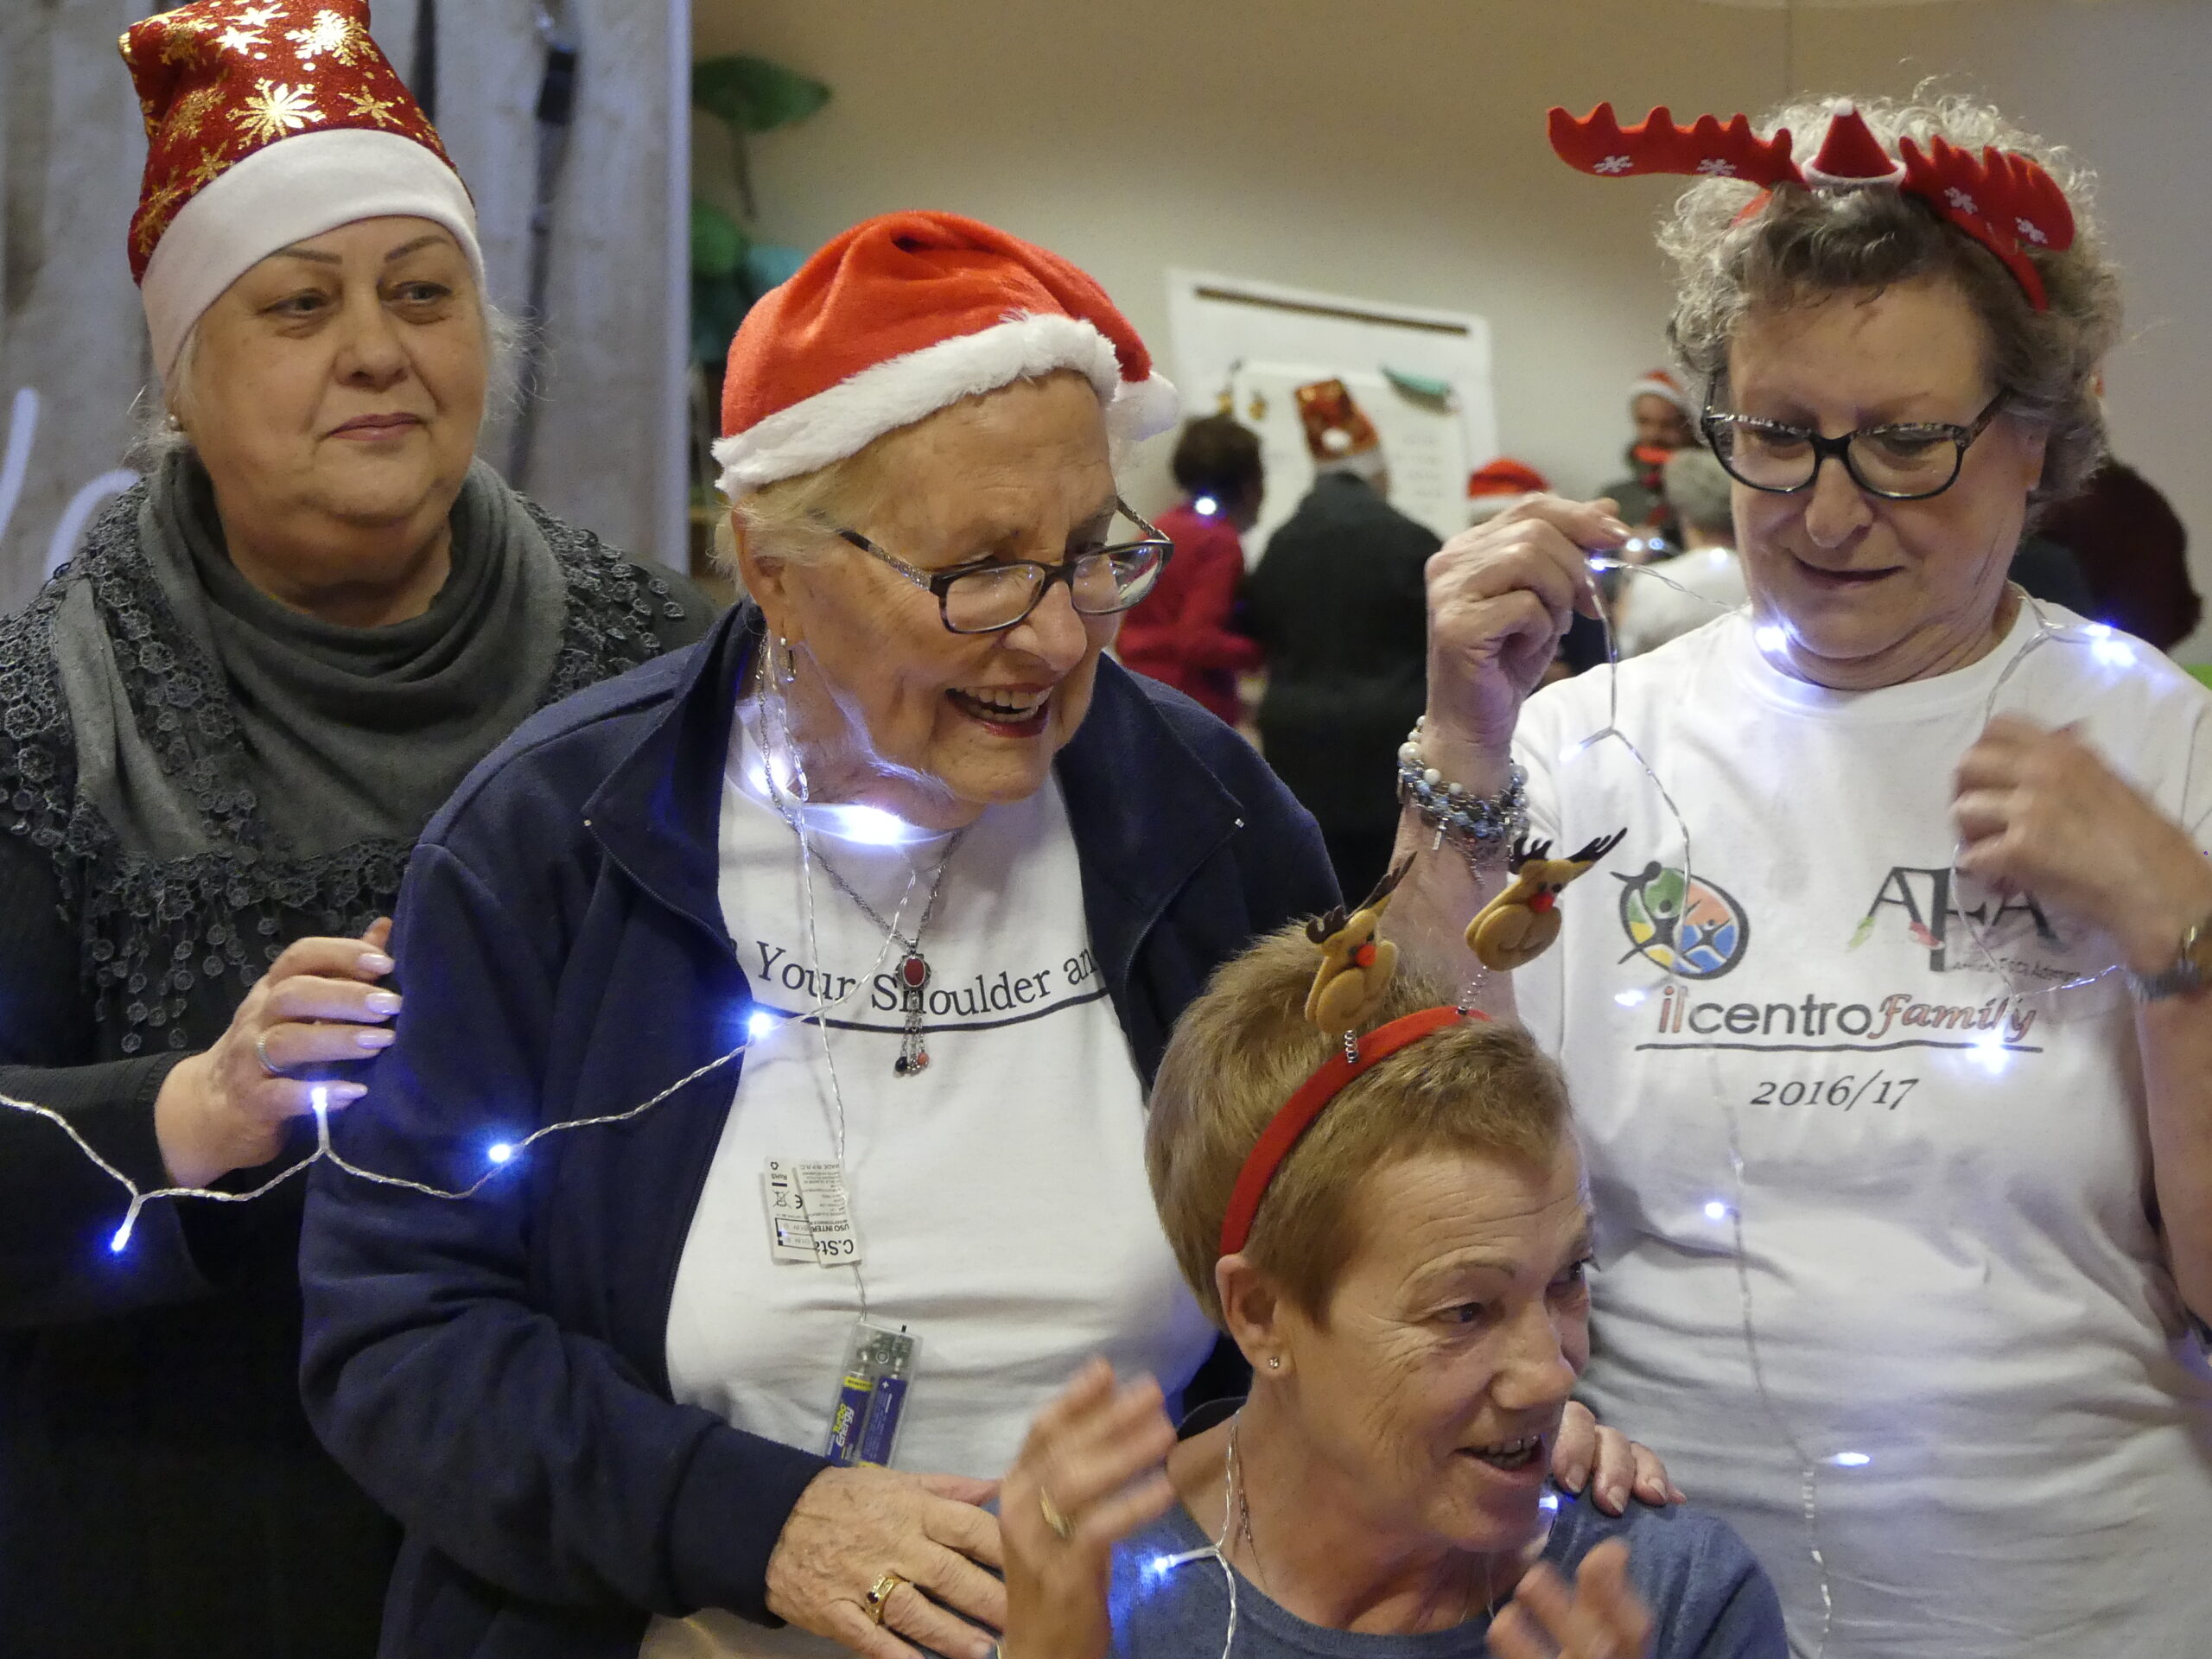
[
  {"left": 358, "top": 952, "right": 397, "bottom": 975},
  {"left": 1560, "top": 1465, "right": 1587, "bottom": 1493},
  {"left": 328, "top": 1083, "right": 367, "bottom": 1103},
  {"left": 365, "top": 989, "right": 403, "bottom": 1014},
  {"left": 1604, "top": 1482, "right": 1628, "bottom": 1512},
  {"left": 356, "top": 1028, "right": 397, "bottom": 1048}
]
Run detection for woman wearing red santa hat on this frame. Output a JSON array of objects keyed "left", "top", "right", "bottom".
[
  {"left": 0, "top": 4, "right": 709, "bottom": 1656},
  {"left": 300, "top": 207, "right": 1673, "bottom": 1659}
]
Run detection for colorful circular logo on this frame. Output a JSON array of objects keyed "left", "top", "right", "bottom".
[{"left": 1617, "top": 861, "right": 1751, "bottom": 980}]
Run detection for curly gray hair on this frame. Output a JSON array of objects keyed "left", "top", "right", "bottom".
[{"left": 1661, "top": 91, "right": 2123, "bottom": 507}]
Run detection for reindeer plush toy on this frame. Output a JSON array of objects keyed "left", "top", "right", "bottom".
[{"left": 1466, "top": 830, "right": 1628, "bottom": 972}]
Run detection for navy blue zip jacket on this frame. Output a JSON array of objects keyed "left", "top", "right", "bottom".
[{"left": 297, "top": 603, "right": 1335, "bottom": 1658}]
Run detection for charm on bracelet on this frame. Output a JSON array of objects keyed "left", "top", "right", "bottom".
[{"left": 1465, "top": 830, "right": 1628, "bottom": 971}]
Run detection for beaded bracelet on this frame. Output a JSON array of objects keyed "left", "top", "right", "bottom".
[{"left": 1396, "top": 720, "right": 1528, "bottom": 857}]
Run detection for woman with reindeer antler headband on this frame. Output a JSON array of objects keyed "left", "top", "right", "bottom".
[{"left": 1401, "top": 92, "right": 2212, "bottom": 1655}]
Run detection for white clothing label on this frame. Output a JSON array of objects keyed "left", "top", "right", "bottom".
[
  {"left": 643, "top": 704, "right": 1217, "bottom": 1659},
  {"left": 1514, "top": 604, "right": 2212, "bottom": 1657},
  {"left": 793, "top": 1160, "right": 861, "bottom": 1268},
  {"left": 760, "top": 1160, "right": 814, "bottom": 1263}
]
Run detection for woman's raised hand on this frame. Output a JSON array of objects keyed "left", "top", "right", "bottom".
[
  {"left": 765, "top": 1465, "right": 1007, "bottom": 1659},
  {"left": 153, "top": 918, "right": 399, "bottom": 1189},
  {"left": 1421, "top": 498, "right": 1630, "bottom": 781},
  {"left": 1490, "top": 1539, "right": 1655, "bottom": 1659},
  {"left": 1953, "top": 715, "right": 2212, "bottom": 976},
  {"left": 1000, "top": 1359, "right": 1179, "bottom": 1659},
  {"left": 1551, "top": 1402, "right": 1685, "bottom": 1516}
]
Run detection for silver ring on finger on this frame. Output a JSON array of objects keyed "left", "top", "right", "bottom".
[{"left": 253, "top": 1031, "right": 289, "bottom": 1079}]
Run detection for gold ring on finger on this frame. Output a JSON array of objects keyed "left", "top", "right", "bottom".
[
  {"left": 1039, "top": 1488, "right": 1075, "bottom": 1540},
  {"left": 253, "top": 1032, "right": 287, "bottom": 1079},
  {"left": 865, "top": 1572, "right": 908, "bottom": 1626}
]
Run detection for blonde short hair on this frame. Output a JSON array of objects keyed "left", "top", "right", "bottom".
[{"left": 1146, "top": 925, "right": 1572, "bottom": 1327}]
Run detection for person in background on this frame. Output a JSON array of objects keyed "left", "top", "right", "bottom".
[
  {"left": 2040, "top": 457, "right": 2200, "bottom": 650},
  {"left": 1116, "top": 415, "right": 1264, "bottom": 726},
  {"left": 1616, "top": 448, "right": 1748, "bottom": 657},
  {"left": 1245, "top": 380, "right": 1437, "bottom": 899},
  {"left": 1466, "top": 456, "right": 1552, "bottom": 527},
  {"left": 0, "top": 8, "right": 712, "bottom": 1658},
  {"left": 1599, "top": 368, "right": 1697, "bottom": 544}
]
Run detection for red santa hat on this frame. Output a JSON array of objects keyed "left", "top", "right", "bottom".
[
  {"left": 715, "top": 212, "right": 1178, "bottom": 498},
  {"left": 119, "top": 1, "right": 481, "bottom": 383},
  {"left": 1626, "top": 368, "right": 1689, "bottom": 415},
  {"left": 1466, "top": 457, "right": 1551, "bottom": 499}
]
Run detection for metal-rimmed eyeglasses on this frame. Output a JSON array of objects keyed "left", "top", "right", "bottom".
[
  {"left": 830, "top": 499, "right": 1173, "bottom": 634},
  {"left": 1700, "top": 389, "right": 2011, "bottom": 502}
]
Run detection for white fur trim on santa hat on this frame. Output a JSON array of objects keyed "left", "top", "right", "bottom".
[
  {"left": 713, "top": 312, "right": 1179, "bottom": 498},
  {"left": 1626, "top": 372, "right": 1690, "bottom": 415},
  {"left": 143, "top": 127, "right": 482, "bottom": 383}
]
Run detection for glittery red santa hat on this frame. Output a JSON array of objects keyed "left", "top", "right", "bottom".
[
  {"left": 714, "top": 211, "right": 1178, "bottom": 497},
  {"left": 1467, "top": 457, "right": 1550, "bottom": 499},
  {"left": 120, "top": 1, "right": 481, "bottom": 381}
]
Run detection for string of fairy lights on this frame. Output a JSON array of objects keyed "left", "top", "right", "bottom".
[{"left": 0, "top": 554, "right": 2153, "bottom": 1657}]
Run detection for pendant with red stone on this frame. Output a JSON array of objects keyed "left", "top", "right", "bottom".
[{"left": 893, "top": 952, "right": 931, "bottom": 1077}]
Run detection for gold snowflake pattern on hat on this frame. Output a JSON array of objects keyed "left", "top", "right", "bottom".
[{"left": 118, "top": 1, "right": 456, "bottom": 279}]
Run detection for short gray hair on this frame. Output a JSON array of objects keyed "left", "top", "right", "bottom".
[
  {"left": 1660, "top": 90, "right": 2123, "bottom": 508},
  {"left": 1662, "top": 447, "right": 1733, "bottom": 537},
  {"left": 132, "top": 297, "right": 524, "bottom": 468}
]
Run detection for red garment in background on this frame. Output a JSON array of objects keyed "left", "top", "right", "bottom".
[
  {"left": 2037, "top": 461, "right": 2200, "bottom": 651},
  {"left": 1118, "top": 502, "right": 1263, "bottom": 725}
]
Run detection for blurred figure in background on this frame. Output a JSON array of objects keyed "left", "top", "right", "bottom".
[
  {"left": 1599, "top": 368, "right": 1696, "bottom": 545},
  {"left": 1466, "top": 455, "right": 1551, "bottom": 526},
  {"left": 1616, "top": 448, "right": 1748, "bottom": 657},
  {"left": 2039, "top": 457, "right": 2200, "bottom": 649},
  {"left": 1246, "top": 379, "right": 1436, "bottom": 899},
  {"left": 1117, "top": 415, "right": 1264, "bottom": 725}
]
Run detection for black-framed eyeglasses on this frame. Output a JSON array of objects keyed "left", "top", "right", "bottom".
[
  {"left": 1700, "top": 388, "right": 2012, "bottom": 502},
  {"left": 830, "top": 498, "right": 1173, "bottom": 635}
]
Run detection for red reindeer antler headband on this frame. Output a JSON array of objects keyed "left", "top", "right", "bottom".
[{"left": 1547, "top": 101, "right": 2075, "bottom": 309}]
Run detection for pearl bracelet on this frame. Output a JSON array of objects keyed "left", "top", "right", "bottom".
[{"left": 1396, "top": 720, "right": 1528, "bottom": 856}]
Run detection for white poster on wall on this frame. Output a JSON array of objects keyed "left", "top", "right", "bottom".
[{"left": 1165, "top": 269, "right": 1496, "bottom": 556}]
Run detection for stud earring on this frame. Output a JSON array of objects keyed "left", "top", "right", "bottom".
[{"left": 1267, "top": 1356, "right": 1282, "bottom": 1370}]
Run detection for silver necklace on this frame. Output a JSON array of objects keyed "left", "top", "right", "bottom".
[{"left": 806, "top": 831, "right": 966, "bottom": 1077}]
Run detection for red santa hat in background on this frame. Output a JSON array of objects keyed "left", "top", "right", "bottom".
[
  {"left": 715, "top": 212, "right": 1178, "bottom": 498},
  {"left": 1626, "top": 368, "right": 1690, "bottom": 416},
  {"left": 120, "top": 1, "right": 481, "bottom": 385},
  {"left": 1465, "top": 456, "right": 1551, "bottom": 525}
]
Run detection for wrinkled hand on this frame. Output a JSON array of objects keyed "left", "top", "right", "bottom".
[
  {"left": 1491, "top": 1540, "right": 1654, "bottom": 1659},
  {"left": 766, "top": 1464, "right": 1006, "bottom": 1659},
  {"left": 154, "top": 918, "right": 398, "bottom": 1188},
  {"left": 1551, "top": 1402, "right": 1683, "bottom": 1515},
  {"left": 1422, "top": 497, "right": 1628, "bottom": 778},
  {"left": 1953, "top": 717, "right": 2212, "bottom": 975},
  {"left": 1000, "top": 1359, "right": 1179, "bottom": 1659}
]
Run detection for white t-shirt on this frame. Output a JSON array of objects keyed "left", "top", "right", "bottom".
[
  {"left": 643, "top": 711, "right": 1215, "bottom": 1659},
  {"left": 1512, "top": 601, "right": 2212, "bottom": 1658},
  {"left": 1614, "top": 547, "right": 1749, "bottom": 658}
]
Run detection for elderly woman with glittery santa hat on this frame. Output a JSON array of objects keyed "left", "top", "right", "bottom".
[
  {"left": 0, "top": 3, "right": 710, "bottom": 1655},
  {"left": 297, "top": 206, "right": 1677, "bottom": 1659}
]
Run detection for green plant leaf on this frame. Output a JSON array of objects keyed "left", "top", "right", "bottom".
[
  {"left": 690, "top": 200, "right": 748, "bottom": 278},
  {"left": 692, "top": 55, "right": 830, "bottom": 137}
]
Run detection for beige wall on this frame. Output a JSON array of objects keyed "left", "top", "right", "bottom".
[{"left": 696, "top": 0, "right": 2212, "bottom": 654}]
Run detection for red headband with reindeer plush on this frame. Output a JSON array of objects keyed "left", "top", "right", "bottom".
[
  {"left": 1547, "top": 101, "right": 2075, "bottom": 310},
  {"left": 1216, "top": 827, "right": 1627, "bottom": 1259}
]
